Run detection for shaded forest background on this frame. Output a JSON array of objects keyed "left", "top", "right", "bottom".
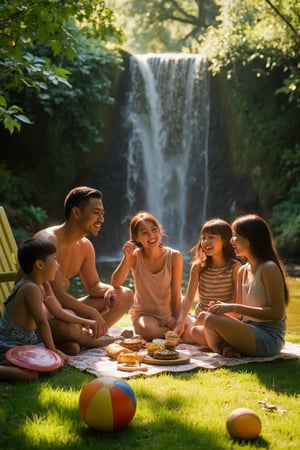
[{"left": 0, "top": 0, "right": 299, "bottom": 259}]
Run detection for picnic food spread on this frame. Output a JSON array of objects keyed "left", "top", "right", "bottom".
[
  {"left": 144, "top": 333, "right": 190, "bottom": 365},
  {"left": 106, "top": 332, "right": 190, "bottom": 370}
]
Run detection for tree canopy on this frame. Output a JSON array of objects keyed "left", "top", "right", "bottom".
[
  {"left": 107, "top": 0, "right": 219, "bottom": 52},
  {"left": 201, "top": 0, "right": 300, "bottom": 107},
  {"left": 109, "top": 0, "right": 299, "bottom": 106},
  {"left": 1, "top": 0, "right": 299, "bottom": 255},
  {"left": 0, "top": 0, "right": 123, "bottom": 133}
]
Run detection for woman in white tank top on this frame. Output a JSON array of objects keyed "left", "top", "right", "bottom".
[{"left": 203, "top": 214, "right": 288, "bottom": 358}]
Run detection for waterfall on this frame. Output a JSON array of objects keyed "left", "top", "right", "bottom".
[{"left": 123, "top": 53, "right": 210, "bottom": 252}]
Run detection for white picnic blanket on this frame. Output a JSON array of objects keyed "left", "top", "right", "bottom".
[{"left": 68, "top": 327, "right": 300, "bottom": 379}]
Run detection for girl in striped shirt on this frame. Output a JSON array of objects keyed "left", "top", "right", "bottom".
[{"left": 174, "top": 218, "right": 241, "bottom": 345}]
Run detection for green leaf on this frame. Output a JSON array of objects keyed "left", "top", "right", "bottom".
[
  {"left": 15, "top": 114, "right": 33, "bottom": 124},
  {"left": 4, "top": 116, "right": 20, "bottom": 134},
  {"left": 0, "top": 96, "right": 7, "bottom": 108}
]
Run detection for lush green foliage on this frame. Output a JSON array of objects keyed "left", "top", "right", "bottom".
[
  {"left": 0, "top": 0, "right": 124, "bottom": 132},
  {"left": 269, "top": 144, "right": 300, "bottom": 256},
  {"left": 0, "top": 35, "right": 122, "bottom": 230},
  {"left": 196, "top": 0, "right": 300, "bottom": 256},
  {"left": 0, "top": 0, "right": 124, "bottom": 237},
  {"left": 200, "top": 1, "right": 300, "bottom": 107},
  {"left": 110, "top": 0, "right": 299, "bottom": 107},
  {"left": 0, "top": 165, "right": 48, "bottom": 241},
  {"left": 35, "top": 34, "right": 120, "bottom": 153}
]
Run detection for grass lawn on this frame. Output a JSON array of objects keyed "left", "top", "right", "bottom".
[
  {"left": 1, "top": 250, "right": 299, "bottom": 448},
  {"left": 0, "top": 331, "right": 299, "bottom": 450}
]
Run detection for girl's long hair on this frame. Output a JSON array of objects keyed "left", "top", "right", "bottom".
[
  {"left": 232, "top": 214, "right": 289, "bottom": 304},
  {"left": 191, "top": 218, "right": 237, "bottom": 272}
]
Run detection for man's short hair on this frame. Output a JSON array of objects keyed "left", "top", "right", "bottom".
[{"left": 64, "top": 186, "right": 103, "bottom": 220}]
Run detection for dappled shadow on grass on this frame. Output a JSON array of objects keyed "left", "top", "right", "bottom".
[
  {"left": 76, "top": 402, "right": 269, "bottom": 450},
  {"left": 2, "top": 357, "right": 298, "bottom": 450},
  {"left": 77, "top": 421, "right": 232, "bottom": 450},
  {"left": 50, "top": 368, "right": 230, "bottom": 449},
  {"left": 0, "top": 380, "right": 243, "bottom": 450},
  {"left": 226, "top": 359, "right": 300, "bottom": 396},
  {"left": 46, "top": 363, "right": 95, "bottom": 389},
  {"left": 0, "top": 364, "right": 272, "bottom": 450},
  {"left": 0, "top": 366, "right": 94, "bottom": 450},
  {"left": 166, "top": 352, "right": 300, "bottom": 396}
]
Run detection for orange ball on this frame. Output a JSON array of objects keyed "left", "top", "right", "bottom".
[{"left": 226, "top": 407, "right": 261, "bottom": 440}]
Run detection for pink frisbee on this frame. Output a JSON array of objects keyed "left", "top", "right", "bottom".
[{"left": 6, "top": 345, "right": 62, "bottom": 372}]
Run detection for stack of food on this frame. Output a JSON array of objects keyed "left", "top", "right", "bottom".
[
  {"left": 165, "top": 331, "right": 180, "bottom": 348},
  {"left": 147, "top": 331, "right": 180, "bottom": 360},
  {"left": 115, "top": 335, "right": 146, "bottom": 352},
  {"left": 106, "top": 340, "right": 147, "bottom": 372}
]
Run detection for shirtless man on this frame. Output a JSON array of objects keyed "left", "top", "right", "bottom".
[{"left": 34, "top": 186, "right": 134, "bottom": 354}]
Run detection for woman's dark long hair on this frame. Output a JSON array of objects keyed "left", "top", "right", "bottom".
[{"left": 232, "top": 214, "right": 289, "bottom": 304}]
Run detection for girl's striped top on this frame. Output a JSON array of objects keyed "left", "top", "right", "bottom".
[{"left": 195, "top": 260, "right": 237, "bottom": 314}]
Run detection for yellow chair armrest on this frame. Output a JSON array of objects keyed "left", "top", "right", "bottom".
[{"left": 0, "top": 271, "right": 18, "bottom": 283}]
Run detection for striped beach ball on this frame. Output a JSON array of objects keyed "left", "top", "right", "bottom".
[{"left": 78, "top": 376, "right": 137, "bottom": 431}]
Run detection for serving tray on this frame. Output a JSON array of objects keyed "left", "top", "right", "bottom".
[{"left": 143, "top": 351, "right": 190, "bottom": 366}]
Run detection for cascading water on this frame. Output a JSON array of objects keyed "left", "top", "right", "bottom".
[{"left": 123, "top": 53, "right": 210, "bottom": 252}]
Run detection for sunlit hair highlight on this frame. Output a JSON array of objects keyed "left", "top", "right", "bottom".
[
  {"left": 129, "top": 211, "right": 164, "bottom": 248},
  {"left": 64, "top": 186, "right": 102, "bottom": 220},
  {"left": 191, "top": 218, "right": 236, "bottom": 271},
  {"left": 232, "top": 214, "right": 289, "bottom": 304}
]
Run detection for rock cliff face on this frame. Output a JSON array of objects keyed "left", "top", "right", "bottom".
[{"left": 92, "top": 54, "right": 260, "bottom": 259}]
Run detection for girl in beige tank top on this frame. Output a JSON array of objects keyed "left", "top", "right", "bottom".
[{"left": 111, "top": 211, "right": 183, "bottom": 341}]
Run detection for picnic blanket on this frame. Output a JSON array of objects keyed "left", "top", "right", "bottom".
[{"left": 68, "top": 327, "right": 300, "bottom": 378}]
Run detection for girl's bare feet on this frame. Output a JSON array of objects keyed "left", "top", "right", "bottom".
[{"left": 222, "top": 345, "right": 241, "bottom": 358}]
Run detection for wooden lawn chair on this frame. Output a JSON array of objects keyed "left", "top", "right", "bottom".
[{"left": 0, "top": 206, "right": 18, "bottom": 316}]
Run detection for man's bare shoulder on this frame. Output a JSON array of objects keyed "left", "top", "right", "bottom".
[
  {"left": 34, "top": 225, "right": 61, "bottom": 243},
  {"left": 77, "top": 237, "right": 95, "bottom": 254}
]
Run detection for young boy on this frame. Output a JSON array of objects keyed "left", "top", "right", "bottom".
[
  {"left": 0, "top": 238, "right": 116, "bottom": 381},
  {"left": 0, "top": 239, "right": 68, "bottom": 381}
]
